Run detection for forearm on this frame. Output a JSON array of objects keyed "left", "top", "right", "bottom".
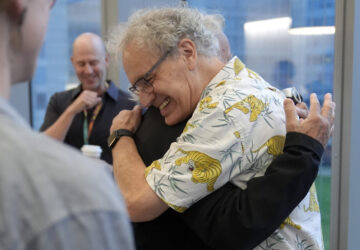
[
  {"left": 112, "top": 137, "right": 168, "bottom": 222},
  {"left": 180, "top": 132, "right": 323, "bottom": 250},
  {"left": 43, "top": 108, "right": 77, "bottom": 141}
]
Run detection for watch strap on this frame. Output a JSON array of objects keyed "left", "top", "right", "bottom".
[{"left": 108, "top": 129, "right": 133, "bottom": 149}]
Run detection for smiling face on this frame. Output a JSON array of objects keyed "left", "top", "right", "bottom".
[
  {"left": 71, "top": 34, "right": 109, "bottom": 93},
  {"left": 123, "top": 42, "right": 202, "bottom": 126}
]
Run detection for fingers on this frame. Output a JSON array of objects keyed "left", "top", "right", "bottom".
[
  {"left": 296, "top": 102, "right": 308, "bottom": 110},
  {"left": 133, "top": 105, "right": 142, "bottom": 113},
  {"left": 81, "top": 91, "right": 101, "bottom": 109},
  {"left": 308, "top": 93, "right": 321, "bottom": 117},
  {"left": 110, "top": 105, "right": 142, "bottom": 133},
  {"left": 283, "top": 98, "right": 298, "bottom": 132},
  {"left": 295, "top": 102, "right": 309, "bottom": 119},
  {"left": 321, "top": 93, "right": 336, "bottom": 137},
  {"left": 321, "top": 93, "right": 335, "bottom": 122}
]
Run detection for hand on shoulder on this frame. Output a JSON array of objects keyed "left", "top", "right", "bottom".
[{"left": 284, "top": 93, "right": 335, "bottom": 147}]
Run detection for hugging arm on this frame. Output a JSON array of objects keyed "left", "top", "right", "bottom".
[
  {"left": 180, "top": 132, "right": 323, "bottom": 250},
  {"left": 179, "top": 93, "right": 335, "bottom": 250}
]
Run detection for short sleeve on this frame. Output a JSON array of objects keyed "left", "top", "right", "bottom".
[{"left": 40, "top": 93, "right": 62, "bottom": 131}]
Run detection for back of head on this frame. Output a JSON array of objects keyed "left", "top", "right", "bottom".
[
  {"left": 0, "top": 0, "right": 51, "bottom": 95},
  {"left": 109, "top": 7, "right": 222, "bottom": 59},
  {"left": 202, "top": 14, "right": 231, "bottom": 63}
]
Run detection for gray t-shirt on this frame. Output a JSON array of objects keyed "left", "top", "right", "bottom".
[{"left": 0, "top": 98, "right": 135, "bottom": 250}]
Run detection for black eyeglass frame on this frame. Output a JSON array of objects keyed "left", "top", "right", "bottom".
[{"left": 129, "top": 50, "right": 171, "bottom": 94}]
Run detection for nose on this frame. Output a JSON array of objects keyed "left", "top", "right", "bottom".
[
  {"left": 84, "top": 63, "right": 93, "bottom": 74},
  {"left": 139, "top": 91, "right": 155, "bottom": 107}
]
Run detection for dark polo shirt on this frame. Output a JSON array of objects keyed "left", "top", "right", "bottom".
[
  {"left": 133, "top": 106, "right": 323, "bottom": 250},
  {"left": 40, "top": 81, "right": 135, "bottom": 164}
]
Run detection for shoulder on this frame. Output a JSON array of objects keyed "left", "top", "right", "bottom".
[
  {"left": 116, "top": 89, "right": 137, "bottom": 106},
  {"left": 0, "top": 120, "right": 124, "bottom": 209},
  {"left": 0, "top": 120, "right": 130, "bottom": 248},
  {"left": 49, "top": 88, "right": 78, "bottom": 105}
]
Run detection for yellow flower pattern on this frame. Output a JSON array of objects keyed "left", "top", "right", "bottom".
[
  {"left": 233, "top": 131, "right": 241, "bottom": 138},
  {"left": 145, "top": 160, "right": 161, "bottom": 177},
  {"left": 234, "top": 57, "right": 245, "bottom": 75},
  {"left": 183, "top": 122, "right": 196, "bottom": 133},
  {"left": 280, "top": 216, "right": 302, "bottom": 230},
  {"left": 160, "top": 197, "right": 188, "bottom": 213},
  {"left": 215, "top": 80, "right": 226, "bottom": 88},
  {"left": 199, "top": 96, "right": 219, "bottom": 112},
  {"left": 304, "top": 183, "right": 320, "bottom": 212}
]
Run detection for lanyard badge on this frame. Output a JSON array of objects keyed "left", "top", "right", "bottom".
[{"left": 83, "top": 102, "right": 103, "bottom": 145}]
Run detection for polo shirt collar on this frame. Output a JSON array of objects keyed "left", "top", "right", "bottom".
[
  {"left": 106, "top": 81, "right": 119, "bottom": 101},
  {"left": 70, "top": 84, "right": 82, "bottom": 100}
]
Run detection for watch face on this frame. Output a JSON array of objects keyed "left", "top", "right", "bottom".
[{"left": 107, "top": 132, "right": 117, "bottom": 149}]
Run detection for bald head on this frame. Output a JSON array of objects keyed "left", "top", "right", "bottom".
[
  {"left": 216, "top": 32, "right": 231, "bottom": 63},
  {"left": 71, "top": 33, "right": 109, "bottom": 93},
  {"left": 72, "top": 33, "right": 107, "bottom": 57},
  {"left": 202, "top": 14, "right": 232, "bottom": 63}
]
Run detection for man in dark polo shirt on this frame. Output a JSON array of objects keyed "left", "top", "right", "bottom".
[{"left": 41, "top": 33, "right": 135, "bottom": 164}]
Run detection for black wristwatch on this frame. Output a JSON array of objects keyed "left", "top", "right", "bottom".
[{"left": 107, "top": 129, "right": 133, "bottom": 150}]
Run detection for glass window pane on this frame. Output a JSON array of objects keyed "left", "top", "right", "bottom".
[
  {"left": 187, "top": 0, "right": 334, "bottom": 249},
  {"left": 31, "top": 0, "right": 102, "bottom": 130}
]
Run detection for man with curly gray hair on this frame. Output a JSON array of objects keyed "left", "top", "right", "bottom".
[{"left": 109, "top": 7, "right": 333, "bottom": 250}]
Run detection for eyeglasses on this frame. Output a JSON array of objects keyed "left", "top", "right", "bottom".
[{"left": 129, "top": 50, "right": 171, "bottom": 94}]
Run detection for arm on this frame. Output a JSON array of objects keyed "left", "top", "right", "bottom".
[
  {"left": 179, "top": 93, "right": 335, "bottom": 250},
  {"left": 112, "top": 93, "right": 334, "bottom": 224},
  {"left": 111, "top": 106, "right": 169, "bottom": 222},
  {"left": 180, "top": 132, "right": 323, "bottom": 250},
  {"left": 42, "top": 90, "right": 101, "bottom": 141}
]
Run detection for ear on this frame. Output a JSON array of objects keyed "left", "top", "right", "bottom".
[
  {"left": 70, "top": 56, "right": 75, "bottom": 66},
  {"left": 7, "top": 0, "right": 26, "bottom": 25},
  {"left": 105, "top": 53, "right": 110, "bottom": 67},
  {"left": 178, "top": 38, "right": 197, "bottom": 71}
]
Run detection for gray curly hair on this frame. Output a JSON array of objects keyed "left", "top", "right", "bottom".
[{"left": 107, "top": 7, "right": 224, "bottom": 59}]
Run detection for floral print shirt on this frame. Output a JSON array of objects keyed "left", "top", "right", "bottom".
[{"left": 145, "top": 57, "right": 323, "bottom": 249}]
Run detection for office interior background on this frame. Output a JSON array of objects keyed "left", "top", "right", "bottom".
[{"left": 9, "top": 0, "right": 359, "bottom": 249}]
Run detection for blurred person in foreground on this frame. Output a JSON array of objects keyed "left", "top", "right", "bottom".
[
  {"left": 0, "top": 0, "right": 134, "bottom": 249},
  {"left": 41, "top": 32, "right": 135, "bottom": 164},
  {"left": 108, "top": 7, "right": 335, "bottom": 250}
]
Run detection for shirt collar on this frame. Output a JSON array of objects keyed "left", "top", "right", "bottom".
[
  {"left": 106, "top": 81, "right": 119, "bottom": 101},
  {"left": 70, "top": 80, "right": 118, "bottom": 101},
  {"left": 201, "top": 56, "right": 240, "bottom": 98}
]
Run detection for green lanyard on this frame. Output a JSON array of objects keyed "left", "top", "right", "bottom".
[{"left": 83, "top": 102, "right": 103, "bottom": 145}]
